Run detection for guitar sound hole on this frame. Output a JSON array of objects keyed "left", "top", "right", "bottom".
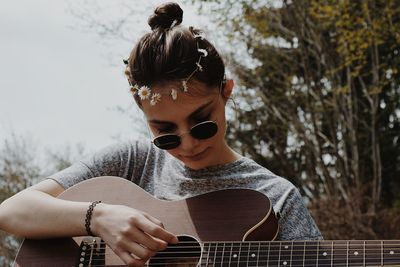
[{"left": 149, "top": 236, "right": 201, "bottom": 267}]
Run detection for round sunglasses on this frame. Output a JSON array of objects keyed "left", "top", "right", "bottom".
[{"left": 152, "top": 120, "right": 218, "bottom": 150}]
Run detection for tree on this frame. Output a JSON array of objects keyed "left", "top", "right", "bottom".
[{"left": 194, "top": 0, "right": 400, "bottom": 238}]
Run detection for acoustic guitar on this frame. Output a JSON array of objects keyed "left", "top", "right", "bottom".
[{"left": 13, "top": 176, "right": 400, "bottom": 266}]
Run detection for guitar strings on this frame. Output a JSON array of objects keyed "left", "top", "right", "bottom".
[
  {"left": 84, "top": 242, "right": 400, "bottom": 254},
  {"left": 84, "top": 247, "right": 400, "bottom": 255},
  {"left": 79, "top": 257, "right": 400, "bottom": 267},
  {"left": 82, "top": 250, "right": 400, "bottom": 259},
  {"left": 85, "top": 242, "right": 400, "bottom": 251},
  {"left": 91, "top": 240, "right": 400, "bottom": 250},
  {"left": 92, "top": 240, "right": 400, "bottom": 245}
]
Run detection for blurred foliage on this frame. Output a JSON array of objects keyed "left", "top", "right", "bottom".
[
  {"left": 192, "top": 0, "right": 400, "bottom": 239},
  {"left": 0, "top": 133, "right": 86, "bottom": 266}
]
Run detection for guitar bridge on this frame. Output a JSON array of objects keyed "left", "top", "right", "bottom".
[{"left": 76, "top": 237, "right": 105, "bottom": 267}]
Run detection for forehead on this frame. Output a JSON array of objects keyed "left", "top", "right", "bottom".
[{"left": 142, "top": 82, "right": 219, "bottom": 121}]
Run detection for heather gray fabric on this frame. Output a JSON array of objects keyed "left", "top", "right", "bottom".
[{"left": 48, "top": 139, "right": 322, "bottom": 240}]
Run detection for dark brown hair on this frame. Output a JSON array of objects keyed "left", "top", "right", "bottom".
[{"left": 126, "top": 2, "right": 225, "bottom": 101}]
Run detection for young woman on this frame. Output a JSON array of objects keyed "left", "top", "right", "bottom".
[{"left": 0, "top": 2, "right": 322, "bottom": 266}]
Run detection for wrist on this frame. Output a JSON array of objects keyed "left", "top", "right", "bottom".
[{"left": 85, "top": 201, "right": 103, "bottom": 236}]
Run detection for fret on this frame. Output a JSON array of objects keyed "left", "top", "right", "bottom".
[
  {"left": 219, "top": 242, "right": 232, "bottom": 266},
  {"left": 383, "top": 240, "right": 400, "bottom": 266},
  {"left": 304, "top": 241, "right": 318, "bottom": 266},
  {"left": 290, "top": 241, "right": 305, "bottom": 267},
  {"left": 333, "top": 240, "right": 348, "bottom": 266},
  {"left": 200, "top": 242, "right": 210, "bottom": 267},
  {"left": 257, "top": 242, "right": 261, "bottom": 267},
  {"left": 352, "top": 240, "right": 366, "bottom": 266},
  {"left": 259, "top": 241, "right": 271, "bottom": 267},
  {"left": 220, "top": 242, "right": 226, "bottom": 267},
  {"left": 248, "top": 242, "right": 260, "bottom": 267},
  {"left": 228, "top": 242, "right": 234, "bottom": 267},
  {"left": 267, "top": 242, "right": 280, "bottom": 267},
  {"left": 317, "top": 241, "right": 333, "bottom": 267},
  {"left": 279, "top": 241, "right": 292, "bottom": 267},
  {"left": 214, "top": 242, "right": 224, "bottom": 266},
  {"left": 290, "top": 241, "right": 293, "bottom": 267},
  {"left": 207, "top": 242, "right": 217, "bottom": 266},
  {"left": 229, "top": 242, "right": 241, "bottom": 266},
  {"left": 238, "top": 241, "right": 249, "bottom": 266},
  {"left": 363, "top": 241, "right": 365, "bottom": 267},
  {"left": 365, "top": 240, "right": 382, "bottom": 266},
  {"left": 348, "top": 240, "right": 364, "bottom": 266}
]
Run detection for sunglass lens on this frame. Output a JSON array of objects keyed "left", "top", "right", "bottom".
[
  {"left": 191, "top": 121, "right": 218, "bottom": 140},
  {"left": 153, "top": 134, "right": 181, "bottom": 150}
]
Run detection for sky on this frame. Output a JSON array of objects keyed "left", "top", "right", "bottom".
[{"left": 0, "top": 0, "right": 203, "bottom": 154}]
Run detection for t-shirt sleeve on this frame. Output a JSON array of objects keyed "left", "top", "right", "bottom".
[
  {"left": 47, "top": 140, "right": 150, "bottom": 189},
  {"left": 276, "top": 186, "right": 323, "bottom": 240}
]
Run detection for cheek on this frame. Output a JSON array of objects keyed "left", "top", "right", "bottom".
[{"left": 166, "top": 148, "right": 180, "bottom": 158}]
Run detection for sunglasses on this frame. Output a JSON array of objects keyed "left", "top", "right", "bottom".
[{"left": 152, "top": 120, "right": 218, "bottom": 150}]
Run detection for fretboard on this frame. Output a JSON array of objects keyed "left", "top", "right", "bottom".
[{"left": 200, "top": 240, "right": 400, "bottom": 266}]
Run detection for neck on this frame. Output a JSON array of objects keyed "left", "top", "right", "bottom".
[
  {"left": 214, "top": 142, "right": 241, "bottom": 165},
  {"left": 198, "top": 240, "right": 400, "bottom": 266}
]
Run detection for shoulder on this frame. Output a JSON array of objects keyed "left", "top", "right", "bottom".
[
  {"left": 238, "top": 157, "right": 296, "bottom": 191},
  {"left": 238, "top": 157, "right": 301, "bottom": 210},
  {"left": 47, "top": 139, "right": 169, "bottom": 189}
]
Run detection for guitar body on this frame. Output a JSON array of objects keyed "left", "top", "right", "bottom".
[{"left": 14, "top": 176, "right": 279, "bottom": 266}]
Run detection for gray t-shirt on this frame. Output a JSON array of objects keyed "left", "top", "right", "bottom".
[{"left": 49, "top": 139, "right": 322, "bottom": 240}]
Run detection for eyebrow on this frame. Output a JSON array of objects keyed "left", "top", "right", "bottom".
[{"left": 149, "top": 100, "right": 214, "bottom": 124}]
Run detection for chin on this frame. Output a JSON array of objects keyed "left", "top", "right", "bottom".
[{"left": 177, "top": 147, "right": 214, "bottom": 170}]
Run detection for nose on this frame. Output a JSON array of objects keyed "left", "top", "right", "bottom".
[{"left": 179, "top": 132, "right": 200, "bottom": 152}]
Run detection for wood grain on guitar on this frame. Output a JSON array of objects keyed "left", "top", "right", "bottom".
[{"left": 13, "top": 176, "right": 400, "bottom": 266}]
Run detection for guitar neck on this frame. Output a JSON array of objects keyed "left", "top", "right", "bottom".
[{"left": 200, "top": 240, "right": 400, "bottom": 266}]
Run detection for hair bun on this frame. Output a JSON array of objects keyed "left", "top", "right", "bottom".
[{"left": 148, "top": 2, "right": 183, "bottom": 31}]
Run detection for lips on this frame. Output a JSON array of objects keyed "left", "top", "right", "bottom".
[{"left": 181, "top": 148, "right": 209, "bottom": 161}]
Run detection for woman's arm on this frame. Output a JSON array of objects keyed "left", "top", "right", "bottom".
[
  {"left": 0, "top": 179, "right": 178, "bottom": 266},
  {"left": 0, "top": 179, "right": 89, "bottom": 238}
]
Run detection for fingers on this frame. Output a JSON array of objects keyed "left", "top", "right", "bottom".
[
  {"left": 118, "top": 251, "right": 147, "bottom": 267},
  {"left": 114, "top": 237, "right": 155, "bottom": 266},
  {"left": 123, "top": 225, "right": 168, "bottom": 251},
  {"left": 137, "top": 213, "right": 179, "bottom": 244}
]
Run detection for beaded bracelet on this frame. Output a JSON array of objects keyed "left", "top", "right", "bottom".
[{"left": 85, "top": 200, "right": 101, "bottom": 236}]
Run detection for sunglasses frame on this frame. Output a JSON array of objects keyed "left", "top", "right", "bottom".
[{"left": 152, "top": 120, "right": 218, "bottom": 150}]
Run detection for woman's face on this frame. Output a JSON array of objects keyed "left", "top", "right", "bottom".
[{"left": 141, "top": 80, "right": 232, "bottom": 170}]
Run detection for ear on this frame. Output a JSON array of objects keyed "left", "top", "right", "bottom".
[{"left": 222, "top": 79, "right": 234, "bottom": 100}]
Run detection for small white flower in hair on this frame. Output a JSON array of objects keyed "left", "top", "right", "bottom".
[
  {"left": 130, "top": 84, "right": 139, "bottom": 94},
  {"left": 182, "top": 81, "right": 188, "bottom": 92},
  {"left": 150, "top": 93, "right": 161, "bottom": 106},
  {"left": 198, "top": 48, "right": 208, "bottom": 57},
  {"left": 138, "top": 86, "right": 151, "bottom": 100},
  {"left": 171, "top": 89, "right": 178, "bottom": 100},
  {"left": 196, "top": 62, "right": 203, "bottom": 72}
]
